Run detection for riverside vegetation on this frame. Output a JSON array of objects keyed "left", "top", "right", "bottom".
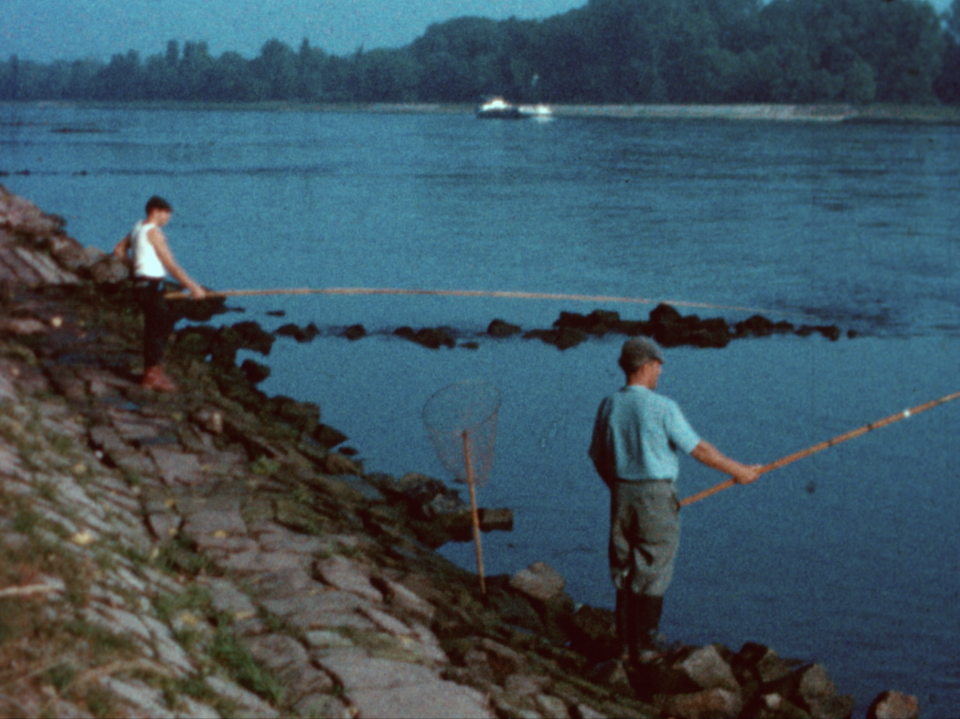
[
  {"left": 3, "top": 0, "right": 960, "bottom": 107},
  {"left": 0, "top": 184, "right": 925, "bottom": 718}
]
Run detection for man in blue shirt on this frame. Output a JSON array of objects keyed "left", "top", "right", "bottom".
[{"left": 590, "top": 337, "right": 761, "bottom": 665}]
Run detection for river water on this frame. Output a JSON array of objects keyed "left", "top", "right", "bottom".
[{"left": 2, "top": 103, "right": 959, "bottom": 714}]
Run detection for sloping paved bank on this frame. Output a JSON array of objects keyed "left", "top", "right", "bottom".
[{"left": 0, "top": 185, "right": 924, "bottom": 718}]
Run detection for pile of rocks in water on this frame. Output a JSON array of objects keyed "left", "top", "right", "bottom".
[
  {"left": 486, "top": 305, "right": 846, "bottom": 351},
  {"left": 0, "top": 186, "right": 925, "bottom": 718},
  {"left": 253, "top": 305, "right": 851, "bottom": 353}
]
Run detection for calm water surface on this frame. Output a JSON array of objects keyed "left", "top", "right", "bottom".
[{"left": 2, "top": 104, "right": 959, "bottom": 714}]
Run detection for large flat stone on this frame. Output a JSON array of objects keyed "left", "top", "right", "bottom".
[
  {"left": 304, "top": 630, "right": 355, "bottom": 651},
  {"left": 509, "top": 561, "right": 566, "bottom": 603},
  {"left": 259, "top": 531, "right": 330, "bottom": 555},
  {"left": 301, "top": 612, "right": 377, "bottom": 632},
  {"left": 98, "top": 677, "right": 174, "bottom": 718},
  {"left": 293, "top": 694, "right": 351, "bottom": 719},
  {"left": 195, "top": 449, "right": 248, "bottom": 475},
  {"left": 148, "top": 513, "right": 181, "bottom": 540},
  {"left": 109, "top": 411, "right": 170, "bottom": 440},
  {"left": 349, "top": 683, "right": 494, "bottom": 719},
  {"left": 243, "top": 633, "right": 309, "bottom": 674},
  {"left": 207, "top": 578, "right": 258, "bottom": 620},
  {"left": 196, "top": 535, "right": 260, "bottom": 554},
  {"left": 149, "top": 447, "right": 204, "bottom": 486},
  {"left": 220, "top": 550, "right": 308, "bottom": 575},
  {"left": 140, "top": 614, "right": 195, "bottom": 675},
  {"left": 261, "top": 589, "right": 374, "bottom": 628},
  {"left": 99, "top": 606, "right": 152, "bottom": 643},
  {"left": 0, "top": 365, "right": 18, "bottom": 400},
  {"left": 678, "top": 644, "right": 740, "bottom": 692},
  {"left": 314, "top": 555, "right": 383, "bottom": 603},
  {"left": 656, "top": 688, "right": 743, "bottom": 719},
  {"left": 88, "top": 425, "right": 157, "bottom": 476},
  {"left": 359, "top": 606, "right": 413, "bottom": 637},
  {"left": 380, "top": 578, "right": 436, "bottom": 621},
  {"left": 318, "top": 650, "right": 440, "bottom": 690},
  {"left": 252, "top": 568, "right": 320, "bottom": 599},
  {"left": 182, "top": 508, "right": 248, "bottom": 538},
  {"left": 205, "top": 675, "right": 280, "bottom": 719}
]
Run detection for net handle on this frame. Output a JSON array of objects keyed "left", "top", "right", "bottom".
[{"left": 463, "top": 430, "right": 486, "bottom": 595}]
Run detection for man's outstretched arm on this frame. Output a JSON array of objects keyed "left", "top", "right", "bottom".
[{"left": 691, "top": 441, "right": 763, "bottom": 485}]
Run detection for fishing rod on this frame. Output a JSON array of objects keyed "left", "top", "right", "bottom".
[
  {"left": 680, "top": 389, "right": 960, "bottom": 507},
  {"left": 164, "top": 285, "right": 796, "bottom": 316}
]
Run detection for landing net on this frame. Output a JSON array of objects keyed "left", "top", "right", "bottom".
[{"left": 422, "top": 379, "right": 501, "bottom": 489}]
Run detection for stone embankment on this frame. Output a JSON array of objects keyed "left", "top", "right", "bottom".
[{"left": 0, "top": 183, "right": 924, "bottom": 718}]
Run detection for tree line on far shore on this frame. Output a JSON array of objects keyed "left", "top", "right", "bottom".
[{"left": 3, "top": 0, "right": 960, "bottom": 106}]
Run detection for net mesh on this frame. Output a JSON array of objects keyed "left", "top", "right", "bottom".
[{"left": 422, "top": 380, "right": 501, "bottom": 488}]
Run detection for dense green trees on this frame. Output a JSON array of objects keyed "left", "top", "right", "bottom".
[
  {"left": 936, "top": 0, "right": 960, "bottom": 101},
  {"left": 2, "top": 0, "right": 958, "bottom": 104}
]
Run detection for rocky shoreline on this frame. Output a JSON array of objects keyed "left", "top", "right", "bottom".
[{"left": 0, "top": 184, "right": 924, "bottom": 718}]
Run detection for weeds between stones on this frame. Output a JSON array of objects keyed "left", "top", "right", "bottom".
[
  {"left": 152, "top": 584, "right": 212, "bottom": 624},
  {"left": 152, "top": 533, "right": 216, "bottom": 576},
  {"left": 209, "top": 622, "right": 284, "bottom": 704},
  {"left": 83, "top": 684, "right": 116, "bottom": 718}
]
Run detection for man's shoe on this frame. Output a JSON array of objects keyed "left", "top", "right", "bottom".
[{"left": 141, "top": 365, "right": 178, "bottom": 392}]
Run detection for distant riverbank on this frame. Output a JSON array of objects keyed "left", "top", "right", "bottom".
[{"left": 6, "top": 100, "right": 960, "bottom": 124}]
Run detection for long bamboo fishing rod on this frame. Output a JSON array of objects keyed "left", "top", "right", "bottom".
[
  {"left": 165, "top": 285, "right": 797, "bottom": 316},
  {"left": 681, "top": 389, "right": 960, "bottom": 508}
]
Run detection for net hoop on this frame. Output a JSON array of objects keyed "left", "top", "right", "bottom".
[{"left": 422, "top": 379, "right": 501, "bottom": 488}]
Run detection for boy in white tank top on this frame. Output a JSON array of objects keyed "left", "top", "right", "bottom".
[{"left": 113, "top": 196, "right": 206, "bottom": 391}]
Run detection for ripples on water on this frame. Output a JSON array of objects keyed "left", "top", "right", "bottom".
[{"left": 2, "top": 105, "right": 959, "bottom": 714}]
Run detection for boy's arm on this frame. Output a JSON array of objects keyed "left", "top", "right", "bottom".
[
  {"left": 147, "top": 228, "right": 207, "bottom": 299},
  {"left": 113, "top": 234, "right": 132, "bottom": 267}
]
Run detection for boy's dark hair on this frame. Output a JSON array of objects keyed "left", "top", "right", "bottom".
[{"left": 145, "top": 195, "right": 172, "bottom": 214}]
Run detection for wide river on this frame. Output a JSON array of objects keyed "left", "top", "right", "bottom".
[{"left": 2, "top": 103, "right": 958, "bottom": 714}]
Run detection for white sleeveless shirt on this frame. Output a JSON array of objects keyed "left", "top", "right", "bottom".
[{"left": 131, "top": 221, "right": 166, "bottom": 279}]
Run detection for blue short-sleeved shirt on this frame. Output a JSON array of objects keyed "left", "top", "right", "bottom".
[{"left": 589, "top": 385, "right": 701, "bottom": 483}]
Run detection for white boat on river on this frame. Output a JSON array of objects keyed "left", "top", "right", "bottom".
[{"left": 477, "top": 97, "right": 553, "bottom": 120}]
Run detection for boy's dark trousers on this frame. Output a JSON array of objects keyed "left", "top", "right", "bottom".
[{"left": 137, "top": 279, "right": 171, "bottom": 368}]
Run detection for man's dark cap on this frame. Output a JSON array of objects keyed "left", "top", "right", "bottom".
[{"left": 619, "top": 337, "right": 665, "bottom": 371}]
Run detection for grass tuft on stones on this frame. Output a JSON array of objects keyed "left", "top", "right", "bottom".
[{"left": 210, "top": 622, "right": 284, "bottom": 704}]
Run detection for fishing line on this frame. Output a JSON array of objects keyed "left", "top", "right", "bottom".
[
  {"left": 165, "top": 285, "right": 799, "bottom": 316},
  {"left": 680, "top": 389, "right": 960, "bottom": 507}
]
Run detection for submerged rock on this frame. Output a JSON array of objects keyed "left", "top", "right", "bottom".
[
  {"left": 735, "top": 314, "right": 795, "bottom": 338},
  {"left": 393, "top": 326, "right": 456, "bottom": 349},
  {"left": 553, "top": 309, "right": 624, "bottom": 336},
  {"left": 797, "top": 324, "right": 842, "bottom": 341},
  {"left": 648, "top": 303, "right": 733, "bottom": 348},
  {"left": 523, "top": 326, "right": 588, "bottom": 350},
  {"left": 275, "top": 322, "right": 321, "bottom": 343},
  {"left": 487, "top": 318, "right": 523, "bottom": 338},
  {"left": 343, "top": 323, "right": 366, "bottom": 340}
]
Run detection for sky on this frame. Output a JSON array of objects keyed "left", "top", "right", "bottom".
[{"left": 1, "top": 0, "right": 589, "bottom": 63}]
